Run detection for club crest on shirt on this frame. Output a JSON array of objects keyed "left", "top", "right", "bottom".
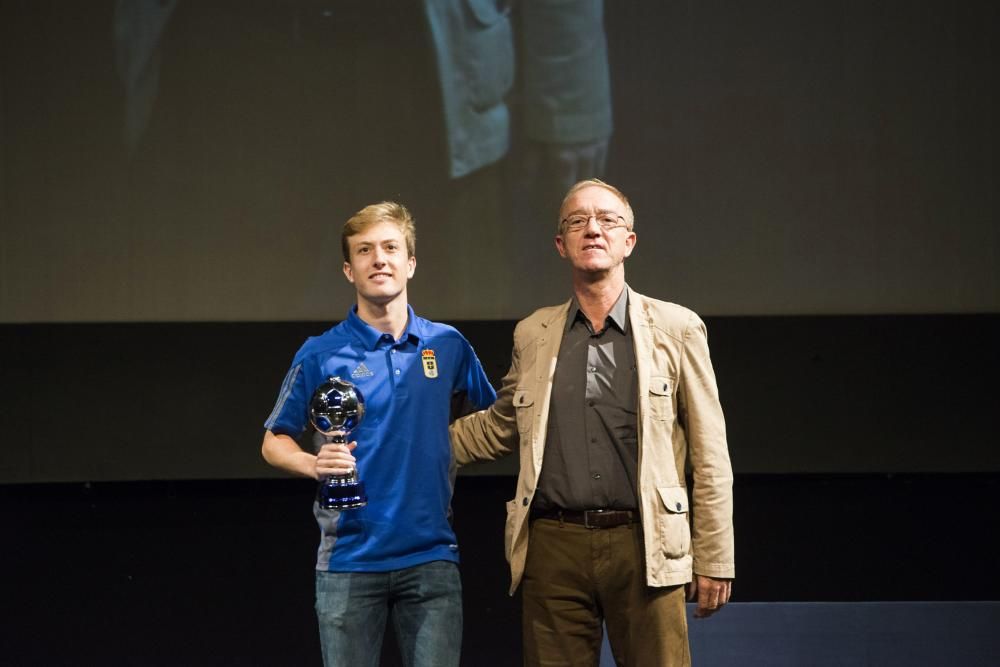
[
  {"left": 351, "top": 362, "right": 374, "bottom": 379},
  {"left": 421, "top": 349, "right": 438, "bottom": 378}
]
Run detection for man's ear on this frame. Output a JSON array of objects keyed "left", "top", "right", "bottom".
[
  {"left": 623, "top": 231, "right": 637, "bottom": 258},
  {"left": 343, "top": 261, "right": 355, "bottom": 284},
  {"left": 555, "top": 234, "right": 568, "bottom": 259},
  {"left": 407, "top": 255, "right": 416, "bottom": 279}
]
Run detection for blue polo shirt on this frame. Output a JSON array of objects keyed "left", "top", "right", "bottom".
[{"left": 265, "top": 305, "right": 496, "bottom": 572}]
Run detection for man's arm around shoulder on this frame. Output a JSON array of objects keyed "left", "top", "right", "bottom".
[{"left": 450, "top": 325, "right": 537, "bottom": 466}]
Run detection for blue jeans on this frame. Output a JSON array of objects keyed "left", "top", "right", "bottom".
[{"left": 315, "top": 560, "right": 462, "bottom": 667}]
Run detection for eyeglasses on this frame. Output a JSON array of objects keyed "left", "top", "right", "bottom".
[{"left": 560, "top": 213, "right": 628, "bottom": 233}]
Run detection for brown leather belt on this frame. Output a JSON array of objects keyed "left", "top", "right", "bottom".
[{"left": 530, "top": 508, "right": 637, "bottom": 529}]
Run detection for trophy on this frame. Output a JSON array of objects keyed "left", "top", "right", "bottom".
[{"left": 309, "top": 376, "right": 367, "bottom": 510}]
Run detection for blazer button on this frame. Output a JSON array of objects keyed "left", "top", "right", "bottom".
[
  {"left": 676, "top": 502, "right": 682, "bottom": 511},
  {"left": 523, "top": 497, "right": 529, "bottom": 506}
]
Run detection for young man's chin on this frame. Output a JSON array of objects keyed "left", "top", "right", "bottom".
[{"left": 358, "top": 287, "right": 404, "bottom": 304}]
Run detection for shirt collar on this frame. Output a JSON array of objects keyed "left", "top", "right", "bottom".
[
  {"left": 566, "top": 286, "right": 629, "bottom": 335},
  {"left": 346, "top": 304, "right": 421, "bottom": 351}
]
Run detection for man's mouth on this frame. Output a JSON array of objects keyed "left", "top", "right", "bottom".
[
  {"left": 581, "top": 244, "right": 604, "bottom": 252},
  {"left": 369, "top": 272, "right": 393, "bottom": 279}
]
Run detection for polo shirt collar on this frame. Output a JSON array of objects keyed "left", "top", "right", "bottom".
[
  {"left": 346, "top": 304, "right": 422, "bottom": 350},
  {"left": 566, "top": 286, "right": 630, "bottom": 335}
]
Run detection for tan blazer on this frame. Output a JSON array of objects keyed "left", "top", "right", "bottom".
[{"left": 451, "top": 287, "right": 735, "bottom": 594}]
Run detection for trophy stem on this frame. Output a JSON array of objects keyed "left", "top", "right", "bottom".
[
  {"left": 331, "top": 469, "right": 359, "bottom": 485},
  {"left": 317, "top": 434, "right": 367, "bottom": 510}
]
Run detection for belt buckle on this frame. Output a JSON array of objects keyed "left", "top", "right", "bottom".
[{"left": 583, "top": 509, "right": 606, "bottom": 529}]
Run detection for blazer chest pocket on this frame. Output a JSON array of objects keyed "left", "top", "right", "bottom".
[
  {"left": 513, "top": 389, "right": 534, "bottom": 434},
  {"left": 649, "top": 376, "right": 675, "bottom": 421}
]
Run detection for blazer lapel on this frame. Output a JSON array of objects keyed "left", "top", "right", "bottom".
[
  {"left": 530, "top": 300, "right": 570, "bottom": 474},
  {"left": 627, "top": 288, "right": 652, "bottom": 449}
]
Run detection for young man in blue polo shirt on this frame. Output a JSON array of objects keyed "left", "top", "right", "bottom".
[{"left": 261, "top": 201, "right": 496, "bottom": 667}]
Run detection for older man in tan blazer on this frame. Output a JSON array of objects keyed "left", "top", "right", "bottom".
[{"left": 451, "top": 179, "right": 735, "bottom": 667}]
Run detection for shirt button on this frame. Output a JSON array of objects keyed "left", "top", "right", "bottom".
[
  {"left": 522, "top": 497, "right": 529, "bottom": 506},
  {"left": 592, "top": 473, "right": 601, "bottom": 480},
  {"left": 676, "top": 502, "right": 683, "bottom": 511},
  {"left": 395, "top": 369, "right": 401, "bottom": 375},
  {"left": 588, "top": 366, "right": 597, "bottom": 373}
]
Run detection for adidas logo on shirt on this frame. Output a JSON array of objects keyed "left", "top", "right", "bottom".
[{"left": 351, "top": 363, "right": 374, "bottom": 379}]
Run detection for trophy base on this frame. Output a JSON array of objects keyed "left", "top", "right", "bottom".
[{"left": 318, "top": 474, "right": 368, "bottom": 510}]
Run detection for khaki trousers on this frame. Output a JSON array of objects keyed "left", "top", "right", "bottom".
[{"left": 521, "top": 518, "right": 690, "bottom": 667}]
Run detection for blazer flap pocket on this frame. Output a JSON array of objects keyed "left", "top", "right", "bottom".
[
  {"left": 657, "top": 486, "right": 689, "bottom": 514},
  {"left": 650, "top": 376, "right": 673, "bottom": 397},
  {"left": 513, "top": 389, "right": 534, "bottom": 408}
]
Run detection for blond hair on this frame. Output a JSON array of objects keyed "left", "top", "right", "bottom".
[{"left": 341, "top": 201, "right": 416, "bottom": 261}]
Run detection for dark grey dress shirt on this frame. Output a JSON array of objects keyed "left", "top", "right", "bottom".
[{"left": 533, "top": 288, "right": 639, "bottom": 512}]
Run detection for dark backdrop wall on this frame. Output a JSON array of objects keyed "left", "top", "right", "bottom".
[
  {"left": 1, "top": 314, "right": 998, "bottom": 484},
  {"left": 4, "top": 474, "right": 998, "bottom": 665},
  {"left": 1, "top": 0, "right": 997, "bottom": 484},
  {"left": 1, "top": 3, "right": 998, "bottom": 664}
]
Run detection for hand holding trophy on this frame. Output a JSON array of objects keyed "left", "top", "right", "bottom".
[{"left": 309, "top": 376, "right": 367, "bottom": 510}]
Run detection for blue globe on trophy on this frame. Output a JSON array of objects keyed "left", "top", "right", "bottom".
[{"left": 309, "top": 376, "right": 367, "bottom": 510}]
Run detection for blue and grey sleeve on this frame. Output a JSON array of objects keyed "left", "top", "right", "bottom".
[
  {"left": 461, "top": 341, "right": 497, "bottom": 411},
  {"left": 264, "top": 362, "right": 309, "bottom": 438}
]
